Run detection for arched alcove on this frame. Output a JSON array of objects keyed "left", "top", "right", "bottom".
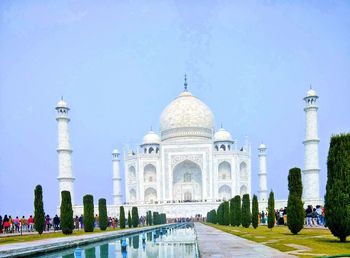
[
  {"left": 172, "top": 160, "right": 202, "bottom": 201},
  {"left": 240, "top": 162, "right": 248, "bottom": 180},
  {"left": 144, "top": 164, "right": 156, "bottom": 183},
  {"left": 144, "top": 187, "right": 157, "bottom": 203},
  {"left": 218, "top": 185, "right": 232, "bottom": 200},
  {"left": 240, "top": 185, "right": 248, "bottom": 196},
  {"left": 218, "top": 161, "right": 231, "bottom": 180},
  {"left": 129, "top": 189, "right": 136, "bottom": 202}
]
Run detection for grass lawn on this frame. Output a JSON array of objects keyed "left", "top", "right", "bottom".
[
  {"left": 0, "top": 227, "right": 121, "bottom": 245},
  {"left": 204, "top": 222, "right": 350, "bottom": 258}
]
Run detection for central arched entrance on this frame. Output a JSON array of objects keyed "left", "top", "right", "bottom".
[{"left": 172, "top": 160, "right": 202, "bottom": 201}]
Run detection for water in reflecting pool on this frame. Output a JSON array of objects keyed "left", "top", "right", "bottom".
[{"left": 34, "top": 223, "right": 198, "bottom": 258}]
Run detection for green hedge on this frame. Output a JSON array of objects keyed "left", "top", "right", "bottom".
[
  {"left": 287, "top": 167, "right": 304, "bottom": 234},
  {"left": 83, "top": 194, "right": 94, "bottom": 232},
  {"left": 252, "top": 194, "right": 259, "bottom": 229},
  {"left": 132, "top": 207, "right": 139, "bottom": 227},
  {"left": 325, "top": 134, "right": 350, "bottom": 242},
  {"left": 268, "top": 191, "right": 275, "bottom": 229},
  {"left": 34, "top": 185, "right": 45, "bottom": 234},
  {"left": 119, "top": 206, "right": 125, "bottom": 229},
  {"left": 60, "top": 191, "right": 74, "bottom": 234},
  {"left": 241, "top": 194, "right": 251, "bottom": 228},
  {"left": 98, "top": 198, "right": 108, "bottom": 230}
]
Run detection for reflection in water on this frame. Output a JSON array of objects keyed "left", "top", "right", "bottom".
[
  {"left": 62, "top": 254, "right": 74, "bottom": 258},
  {"left": 99, "top": 244, "right": 108, "bottom": 258},
  {"left": 132, "top": 235, "right": 139, "bottom": 249},
  {"left": 34, "top": 223, "right": 198, "bottom": 258},
  {"left": 85, "top": 247, "right": 96, "bottom": 258}
]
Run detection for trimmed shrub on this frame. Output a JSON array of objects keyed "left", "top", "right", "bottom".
[
  {"left": 119, "top": 206, "right": 125, "bottom": 229},
  {"left": 128, "top": 211, "right": 132, "bottom": 228},
  {"left": 207, "top": 209, "right": 217, "bottom": 224},
  {"left": 252, "top": 194, "right": 259, "bottom": 229},
  {"left": 132, "top": 207, "right": 139, "bottom": 227},
  {"left": 98, "top": 198, "right": 108, "bottom": 230},
  {"left": 153, "top": 212, "right": 159, "bottom": 225},
  {"left": 83, "top": 194, "right": 94, "bottom": 232},
  {"left": 268, "top": 191, "right": 275, "bottom": 229},
  {"left": 223, "top": 201, "right": 230, "bottom": 226},
  {"left": 325, "top": 134, "right": 350, "bottom": 242},
  {"left": 60, "top": 191, "right": 74, "bottom": 234},
  {"left": 229, "top": 198, "right": 235, "bottom": 226},
  {"left": 287, "top": 167, "right": 304, "bottom": 234},
  {"left": 241, "top": 194, "right": 251, "bottom": 228},
  {"left": 232, "top": 195, "right": 241, "bottom": 226},
  {"left": 34, "top": 185, "right": 45, "bottom": 234}
]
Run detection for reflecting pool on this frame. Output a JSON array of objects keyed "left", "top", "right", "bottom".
[{"left": 34, "top": 223, "right": 199, "bottom": 258}]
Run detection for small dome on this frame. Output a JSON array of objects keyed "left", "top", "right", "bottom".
[
  {"left": 259, "top": 143, "right": 267, "bottom": 149},
  {"left": 112, "top": 149, "right": 120, "bottom": 155},
  {"left": 306, "top": 89, "right": 317, "bottom": 97},
  {"left": 214, "top": 128, "right": 232, "bottom": 142},
  {"left": 56, "top": 99, "right": 69, "bottom": 109},
  {"left": 142, "top": 131, "right": 161, "bottom": 145}
]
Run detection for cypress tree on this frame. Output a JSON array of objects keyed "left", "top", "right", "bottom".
[
  {"left": 119, "top": 206, "right": 125, "bottom": 229},
  {"left": 287, "top": 167, "right": 304, "bottom": 234},
  {"left": 128, "top": 211, "right": 132, "bottom": 228},
  {"left": 268, "top": 191, "right": 275, "bottom": 229},
  {"left": 217, "top": 203, "right": 223, "bottom": 225},
  {"left": 229, "top": 198, "right": 235, "bottom": 226},
  {"left": 325, "top": 134, "right": 350, "bottom": 242},
  {"left": 232, "top": 195, "right": 241, "bottom": 226},
  {"left": 34, "top": 185, "right": 45, "bottom": 234},
  {"left": 149, "top": 211, "right": 153, "bottom": 225},
  {"left": 60, "top": 191, "right": 74, "bottom": 234},
  {"left": 241, "top": 194, "right": 251, "bottom": 228},
  {"left": 223, "top": 201, "right": 230, "bottom": 226},
  {"left": 212, "top": 209, "right": 217, "bottom": 224},
  {"left": 153, "top": 212, "right": 159, "bottom": 225},
  {"left": 252, "top": 194, "right": 259, "bottom": 229},
  {"left": 98, "top": 198, "right": 108, "bottom": 231},
  {"left": 83, "top": 194, "right": 94, "bottom": 232},
  {"left": 132, "top": 207, "right": 139, "bottom": 227}
]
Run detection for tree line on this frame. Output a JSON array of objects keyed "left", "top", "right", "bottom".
[{"left": 34, "top": 189, "right": 167, "bottom": 235}]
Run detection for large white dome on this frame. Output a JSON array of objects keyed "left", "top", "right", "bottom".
[{"left": 160, "top": 91, "right": 215, "bottom": 140}]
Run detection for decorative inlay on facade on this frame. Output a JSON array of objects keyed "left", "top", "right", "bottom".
[{"left": 171, "top": 154, "right": 203, "bottom": 169}]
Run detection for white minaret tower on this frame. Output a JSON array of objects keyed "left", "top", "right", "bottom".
[
  {"left": 258, "top": 143, "right": 268, "bottom": 202},
  {"left": 56, "top": 98, "right": 75, "bottom": 205},
  {"left": 302, "top": 87, "right": 320, "bottom": 203},
  {"left": 112, "top": 148, "right": 122, "bottom": 205}
]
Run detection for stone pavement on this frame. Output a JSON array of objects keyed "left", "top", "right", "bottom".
[{"left": 194, "top": 223, "right": 296, "bottom": 258}]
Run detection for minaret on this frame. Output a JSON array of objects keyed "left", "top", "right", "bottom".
[
  {"left": 56, "top": 98, "right": 75, "bottom": 205},
  {"left": 112, "top": 148, "right": 122, "bottom": 205},
  {"left": 302, "top": 87, "right": 320, "bottom": 203},
  {"left": 258, "top": 143, "right": 268, "bottom": 202}
]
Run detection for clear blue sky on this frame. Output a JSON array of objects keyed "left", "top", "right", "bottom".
[{"left": 1, "top": 0, "right": 349, "bottom": 216}]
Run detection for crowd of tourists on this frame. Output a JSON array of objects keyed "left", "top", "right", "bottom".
[
  {"left": 258, "top": 204, "right": 325, "bottom": 226},
  {"left": 0, "top": 213, "right": 147, "bottom": 234}
]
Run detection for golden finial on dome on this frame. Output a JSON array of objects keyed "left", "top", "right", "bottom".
[{"left": 184, "top": 74, "right": 188, "bottom": 91}]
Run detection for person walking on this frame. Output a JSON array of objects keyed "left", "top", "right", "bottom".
[
  {"left": 0, "top": 215, "right": 2, "bottom": 234},
  {"left": 45, "top": 215, "right": 51, "bottom": 231},
  {"left": 305, "top": 205, "right": 313, "bottom": 227},
  {"left": 3, "top": 215, "right": 9, "bottom": 233}
]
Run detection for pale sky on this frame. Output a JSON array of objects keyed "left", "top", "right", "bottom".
[{"left": 1, "top": 0, "right": 349, "bottom": 216}]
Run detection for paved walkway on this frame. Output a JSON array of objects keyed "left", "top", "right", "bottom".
[{"left": 195, "top": 223, "right": 296, "bottom": 258}]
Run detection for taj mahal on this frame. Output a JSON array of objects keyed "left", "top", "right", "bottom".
[{"left": 55, "top": 79, "right": 323, "bottom": 218}]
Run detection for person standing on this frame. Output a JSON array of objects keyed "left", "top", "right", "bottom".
[
  {"left": 28, "top": 215, "right": 34, "bottom": 232},
  {"left": 74, "top": 216, "right": 79, "bottom": 230},
  {"left": 20, "top": 216, "right": 27, "bottom": 232},
  {"left": 53, "top": 215, "right": 60, "bottom": 231}
]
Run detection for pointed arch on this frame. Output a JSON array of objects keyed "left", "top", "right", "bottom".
[{"left": 218, "top": 161, "right": 231, "bottom": 180}]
